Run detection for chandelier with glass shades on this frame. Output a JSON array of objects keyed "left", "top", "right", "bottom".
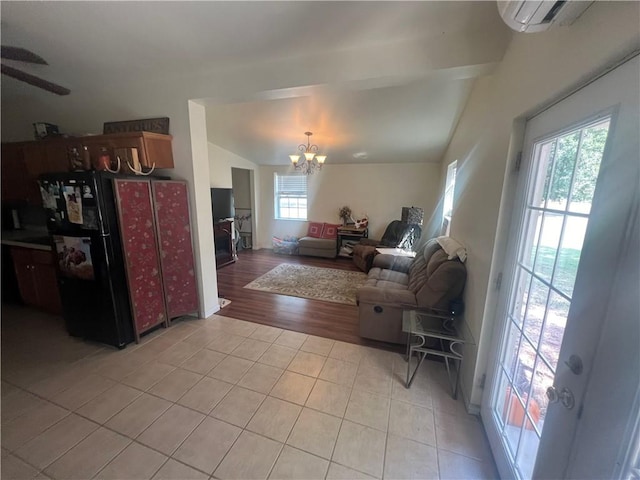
[{"left": 289, "top": 131, "right": 326, "bottom": 175}]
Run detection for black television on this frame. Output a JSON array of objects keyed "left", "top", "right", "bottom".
[{"left": 211, "top": 188, "right": 235, "bottom": 222}]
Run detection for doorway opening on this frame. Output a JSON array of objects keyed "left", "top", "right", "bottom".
[{"left": 231, "top": 167, "right": 255, "bottom": 252}]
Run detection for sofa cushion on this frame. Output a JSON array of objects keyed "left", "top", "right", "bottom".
[
  {"left": 321, "top": 223, "right": 340, "bottom": 239},
  {"left": 408, "top": 239, "right": 446, "bottom": 293},
  {"left": 372, "top": 254, "right": 413, "bottom": 273},
  {"left": 307, "top": 222, "right": 324, "bottom": 238},
  {"left": 415, "top": 257, "right": 467, "bottom": 310},
  {"left": 427, "top": 249, "right": 450, "bottom": 277},
  {"left": 375, "top": 280, "right": 409, "bottom": 290},
  {"left": 367, "top": 267, "right": 409, "bottom": 286},
  {"left": 356, "top": 285, "right": 417, "bottom": 306},
  {"left": 407, "top": 250, "right": 428, "bottom": 293},
  {"left": 299, "top": 236, "right": 336, "bottom": 250}
]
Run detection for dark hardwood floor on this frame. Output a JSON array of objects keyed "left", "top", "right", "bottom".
[{"left": 214, "top": 249, "right": 401, "bottom": 351}]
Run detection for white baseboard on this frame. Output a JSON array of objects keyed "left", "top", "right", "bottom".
[
  {"left": 460, "top": 380, "right": 482, "bottom": 415},
  {"left": 203, "top": 304, "right": 220, "bottom": 318}
]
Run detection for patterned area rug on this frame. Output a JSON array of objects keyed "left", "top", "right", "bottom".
[{"left": 243, "top": 263, "right": 368, "bottom": 305}]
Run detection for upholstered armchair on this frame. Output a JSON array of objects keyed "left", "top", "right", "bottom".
[{"left": 352, "top": 220, "right": 421, "bottom": 272}]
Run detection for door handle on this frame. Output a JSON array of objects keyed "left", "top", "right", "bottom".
[
  {"left": 546, "top": 386, "right": 575, "bottom": 409},
  {"left": 564, "top": 354, "right": 583, "bottom": 375}
]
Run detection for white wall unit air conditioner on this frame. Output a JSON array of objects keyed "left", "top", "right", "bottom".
[{"left": 497, "top": 1, "right": 593, "bottom": 33}]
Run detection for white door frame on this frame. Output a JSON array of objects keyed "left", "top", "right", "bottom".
[{"left": 481, "top": 54, "right": 640, "bottom": 479}]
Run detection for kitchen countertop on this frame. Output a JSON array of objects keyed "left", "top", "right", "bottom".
[{"left": 1, "top": 229, "right": 53, "bottom": 251}]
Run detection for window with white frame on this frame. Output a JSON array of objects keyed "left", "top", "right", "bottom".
[
  {"left": 442, "top": 160, "right": 457, "bottom": 235},
  {"left": 274, "top": 173, "right": 308, "bottom": 220}
]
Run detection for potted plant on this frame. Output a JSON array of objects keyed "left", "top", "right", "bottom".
[{"left": 338, "top": 206, "right": 352, "bottom": 225}]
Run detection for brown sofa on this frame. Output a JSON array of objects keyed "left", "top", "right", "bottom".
[{"left": 356, "top": 238, "right": 467, "bottom": 344}]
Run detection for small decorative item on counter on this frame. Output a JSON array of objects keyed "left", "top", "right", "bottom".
[
  {"left": 97, "top": 146, "right": 121, "bottom": 173},
  {"left": 116, "top": 147, "right": 155, "bottom": 176},
  {"left": 106, "top": 156, "right": 122, "bottom": 173},
  {"left": 338, "top": 205, "right": 352, "bottom": 225},
  {"left": 96, "top": 147, "right": 112, "bottom": 171},
  {"left": 33, "top": 122, "right": 59, "bottom": 140},
  {"left": 82, "top": 146, "right": 92, "bottom": 170},
  {"left": 354, "top": 215, "right": 368, "bottom": 229},
  {"left": 103, "top": 117, "right": 170, "bottom": 135},
  {"left": 68, "top": 147, "right": 84, "bottom": 171}
]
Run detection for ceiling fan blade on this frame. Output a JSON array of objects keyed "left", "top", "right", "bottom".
[
  {"left": 1, "top": 46, "right": 48, "bottom": 65},
  {"left": 1, "top": 64, "right": 70, "bottom": 95}
]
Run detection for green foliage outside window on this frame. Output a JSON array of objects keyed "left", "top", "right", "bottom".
[{"left": 542, "top": 124, "right": 608, "bottom": 204}]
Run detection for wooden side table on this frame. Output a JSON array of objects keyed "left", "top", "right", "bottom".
[{"left": 337, "top": 227, "right": 368, "bottom": 257}]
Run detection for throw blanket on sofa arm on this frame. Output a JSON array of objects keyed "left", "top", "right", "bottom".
[{"left": 436, "top": 236, "right": 467, "bottom": 263}]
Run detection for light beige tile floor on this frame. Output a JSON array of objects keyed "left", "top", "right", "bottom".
[{"left": 1, "top": 304, "right": 498, "bottom": 479}]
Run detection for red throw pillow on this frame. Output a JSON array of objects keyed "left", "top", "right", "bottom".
[
  {"left": 307, "top": 221, "right": 324, "bottom": 238},
  {"left": 321, "top": 223, "right": 340, "bottom": 239}
]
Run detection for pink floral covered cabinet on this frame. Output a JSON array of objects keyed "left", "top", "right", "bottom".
[
  {"left": 151, "top": 181, "right": 199, "bottom": 319},
  {"left": 114, "top": 178, "right": 199, "bottom": 341}
]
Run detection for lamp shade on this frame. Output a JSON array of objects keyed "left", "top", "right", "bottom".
[{"left": 401, "top": 206, "right": 424, "bottom": 225}]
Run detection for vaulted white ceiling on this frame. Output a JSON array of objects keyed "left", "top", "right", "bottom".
[{"left": 1, "top": 1, "right": 512, "bottom": 165}]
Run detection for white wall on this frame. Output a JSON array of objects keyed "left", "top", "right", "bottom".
[
  {"left": 208, "top": 142, "right": 260, "bottom": 247},
  {"left": 440, "top": 2, "right": 640, "bottom": 407},
  {"left": 187, "top": 101, "right": 219, "bottom": 316},
  {"left": 231, "top": 168, "right": 252, "bottom": 209},
  {"left": 208, "top": 142, "right": 259, "bottom": 188},
  {"left": 232, "top": 168, "right": 254, "bottom": 246},
  {"left": 257, "top": 162, "right": 441, "bottom": 249}
]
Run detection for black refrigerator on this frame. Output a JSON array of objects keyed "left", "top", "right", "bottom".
[{"left": 39, "top": 171, "right": 134, "bottom": 348}]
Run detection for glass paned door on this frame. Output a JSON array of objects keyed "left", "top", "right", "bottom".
[{"left": 491, "top": 118, "right": 610, "bottom": 479}]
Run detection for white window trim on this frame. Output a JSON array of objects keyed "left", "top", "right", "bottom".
[
  {"left": 274, "top": 173, "right": 308, "bottom": 221},
  {"left": 442, "top": 160, "right": 457, "bottom": 235}
]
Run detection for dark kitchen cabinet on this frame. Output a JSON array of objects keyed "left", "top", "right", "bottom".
[
  {"left": 45, "top": 141, "right": 72, "bottom": 172},
  {"left": 12, "top": 248, "right": 39, "bottom": 307},
  {"left": 1, "top": 143, "right": 31, "bottom": 204},
  {"left": 10, "top": 247, "right": 62, "bottom": 314},
  {"left": 22, "top": 143, "right": 52, "bottom": 204},
  {"left": 101, "top": 132, "right": 174, "bottom": 170},
  {"left": 2, "top": 140, "right": 66, "bottom": 205},
  {"left": 214, "top": 220, "right": 235, "bottom": 268},
  {"left": 1, "top": 132, "right": 174, "bottom": 205}
]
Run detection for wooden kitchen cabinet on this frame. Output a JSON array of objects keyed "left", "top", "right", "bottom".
[
  {"left": 10, "top": 247, "right": 62, "bottom": 314},
  {"left": 11, "top": 247, "right": 40, "bottom": 307},
  {"left": 65, "top": 132, "right": 174, "bottom": 172},
  {"left": 2, "top": 140, "right": 66, "bottom": 205},
  {"left": 31, "top": 250, "right": 62, "bottom": 313},
  {"left": 1, "top": 131, "right": 173, "bottom": 205},
  {"left": 44, "top": 141, "right": 72, "bottom": 172},
  {"left": 102, "top": 132, "right": 174, "bottom": 169},
  {"left": 1, "top": 143, "right": 30, "bottom": 204}
]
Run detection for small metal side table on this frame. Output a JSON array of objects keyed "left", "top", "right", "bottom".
[{"left": 402, "top": 309, "right": 474, "bottom": 399}]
